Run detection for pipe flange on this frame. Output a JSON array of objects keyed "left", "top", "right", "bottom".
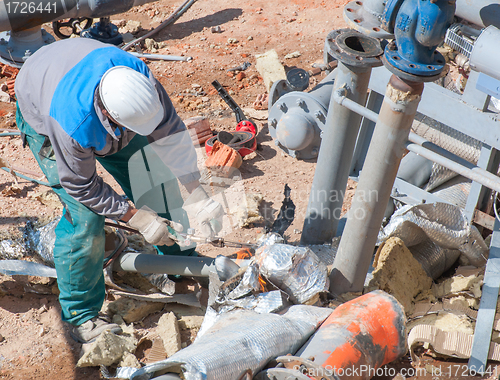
[
  {"left": 382, "top": 41, "right": 446, "bottom": 82},
  {"left": 0, "top": 28, "right": 55, "bottom": 67},
  {"left": 325, "top": 28, "right": 383, "bottom": 68},
  {"left": 343, "top": 0, "right": 393, "bottom": 38},
  {"left": 268, "top": 91, "right": 326, "bottom": 160},
  {"left": 80, "top": 19, "right": 123, "bottom": 45}
]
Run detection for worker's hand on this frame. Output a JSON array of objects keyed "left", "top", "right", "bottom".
[
  {"left": 183, "top": 186, "right": 224, "bottom": 239},
  {"left": 127, "top": 205, "right": 183, "bottom": 246}
]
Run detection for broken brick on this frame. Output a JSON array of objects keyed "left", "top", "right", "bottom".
[
  {"left": 236, "top": 72, "right": 246, "bottom": 81},
  {"left": 227, "top": 71, "right": 234, "bottom": 78},
  {"left": 184, "top": 117, "right": 212, "bottom": 145},
  {"left": 0, "top": 65, "right": 19, "bottom": 79},
  {"left": 205, "top": 141, "right": 242, "bottom": 176}
]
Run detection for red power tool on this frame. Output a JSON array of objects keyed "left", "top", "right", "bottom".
[{"left": 206, "top": 80, "right": 257, "bottom": 157}]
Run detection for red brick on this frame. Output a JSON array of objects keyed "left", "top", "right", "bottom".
[
  {"left": 205, "top": 141, "right": 242, "bottom": 176},
  {"left": 236, "top": 72, "right": 246, "bottom": 81}
]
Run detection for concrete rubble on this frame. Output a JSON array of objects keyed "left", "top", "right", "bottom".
[
  {"left": 107, "top": 297, "right": 165, "bottom": 324},
  {"left": 118, "top": 20, "right": 142, "bottom": 35},
  {"left": 255, "top": 49, "right": 287, "bottom": 92},
  {"left": 77, "top": 329, "right": 138, "bottom": 367},
  {"left": 157, "top": 312, "right": 181, "bottom": 357}
]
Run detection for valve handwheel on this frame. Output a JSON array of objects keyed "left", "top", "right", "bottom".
[{"left": 52, "top": 18, "right": 93, "bottom": 39}]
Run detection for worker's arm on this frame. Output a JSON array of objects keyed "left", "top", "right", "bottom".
[
  {"left": 120, "top": 178, "right": 200, "bottom": 222},
  {"left": 144, "top": 80, "right": 223, "bottom": 237},
  {"left": 146, "top": 79, "right": 201, "bottom": 187},
  {"left": 45, "top": 123, "right": 130, "bottom": 219}
]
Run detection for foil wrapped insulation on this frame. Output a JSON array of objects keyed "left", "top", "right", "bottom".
[
  {"left": 129, "top": 305, "right": 333, "bottom": 380},
  {"left": 254, "top": 243, "right": 330, "bottom": 304},
  {"left": 379, "top": 203, "right": 488, "bottom": 275}
]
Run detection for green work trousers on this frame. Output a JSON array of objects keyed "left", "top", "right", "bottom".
[{"left": 16, "top": 104, "right": 194, "bottom": 325}]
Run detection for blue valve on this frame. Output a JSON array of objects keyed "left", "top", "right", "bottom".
[{"left": 381, "top": 0, "right": 456, "bottom": 81}]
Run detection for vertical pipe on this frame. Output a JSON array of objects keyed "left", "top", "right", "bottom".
[
  {"left": 330, "top": 75, "right": 424, "bottom": 294},
  {"left": 301, "top": 62, "right": 372, "bottom": 245}
]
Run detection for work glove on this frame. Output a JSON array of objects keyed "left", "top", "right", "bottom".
[
  {"left": 183, "top": 186, "right": 224, "bottom": 239},
  {"left": 127, "top": 205, "right": 183, "bottom": 246}
]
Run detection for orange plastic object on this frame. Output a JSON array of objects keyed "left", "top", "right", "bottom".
[{"left": 288, "top": 290, "right": 406, "bottom": 380}]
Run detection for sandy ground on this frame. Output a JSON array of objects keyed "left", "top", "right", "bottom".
[{"left": 0, "top": 0, "right": 494, "bottom": 379}]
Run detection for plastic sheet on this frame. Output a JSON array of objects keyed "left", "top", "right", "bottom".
[
  {"left": 379, "top": 203, "right": 488, "bottom": 270},
  {"left": 254, "top": 244, "right": 329, "bottom": 304},
  {"left": 0, "top": 240, "right": 25, "bottom": 260},
  {"left": 218, "top": 264, "right": 261, "bottom": 302},
  {"left": 0, "top": 260, "right": 57, "bottom": 278},
  {"left": 214, "top": 255, "right": 241, "bottom": 281},
  {"left": 257, "top": 232, "right": 284, "bottom": 247},
  {"left": 216, "top": 290, "right": 288, "bottom": 315},
  {"left": 128, "top": 305, "right": 333, "bottom": 380},
  {"left": 142, "top": 273, "right": 176, "bottom": 295}
]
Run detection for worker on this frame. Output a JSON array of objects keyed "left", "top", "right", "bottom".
[{"left": 14, "top": 38, "right": 223, "bottom": 343}]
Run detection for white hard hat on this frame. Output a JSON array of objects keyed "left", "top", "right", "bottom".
[{"left": 99, "top": 66, "right": 164, "bottom": 135}]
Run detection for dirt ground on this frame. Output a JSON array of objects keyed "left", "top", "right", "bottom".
[
  {"left": 0, "top": 1, "right": 354, "bottom": 378},
  {"left": 0, "top": 0, "right": 493, "bottom": 379}
]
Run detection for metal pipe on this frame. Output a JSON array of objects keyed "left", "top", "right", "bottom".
[
  {"left": 455, "top": 0, "right": 500, "bottom": 29},
  {"left": 0, "top": 167, "right": 50, "bottom": 186},
  {"left": 113, "top": 251, "right": 250, "bottom": 277},
  {"left": 469, "top": 25, "right": 500, "bottom": 82},
  {"left": 333, "top": 87, "right": 378, "bottom": 122},
  {"left": 301, "top": 62, "right": 373, "bottom": 245},
  {"left": 405, "top": 142, "right": 500, "bottom": 193},
  {"left": 330, "top": 75, "right": 424, "bottom": 294},
  {"left": 122, "top": 0, "right": 197, "bottom": 51},
  {"left": 334, "top": 87, "right": 500, "bottom": 193},
  {"left": 0, "top": 0, "right": 158, "bottom": 33},
  {"left": 129, "top": 52, "right": 193, "bottom": 61}
]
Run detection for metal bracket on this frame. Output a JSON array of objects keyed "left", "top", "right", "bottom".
[{"left": 468, "top": 220, "right": 500, "bottom": 374}]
